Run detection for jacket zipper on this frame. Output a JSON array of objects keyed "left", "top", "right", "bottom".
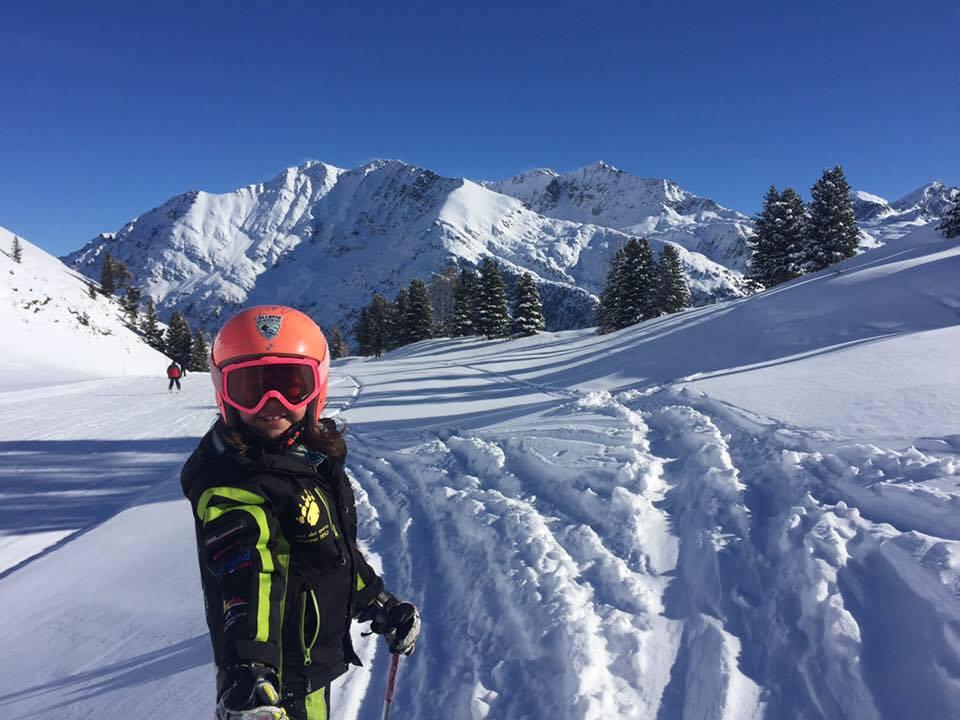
[{"left": 299, "top": 588, "right": 320, "bottom": 667}]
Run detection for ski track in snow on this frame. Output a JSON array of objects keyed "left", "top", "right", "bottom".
[{"left": 333, "top": 357, "right": 960, "bottom": 720}]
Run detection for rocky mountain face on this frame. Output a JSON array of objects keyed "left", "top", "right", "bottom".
[
  {"left": 853, "top": 182, "right": 960, "bottom": 247},
  {"left": 64, "top": 161, "right": 745, "bottom": 336},
  {"left": 486, "top": 161, "right": 755, "bottom": 270}
]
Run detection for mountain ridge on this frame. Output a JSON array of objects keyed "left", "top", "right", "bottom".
[{"left": 63, "top": 160, "right": 745, "bottom": 335}]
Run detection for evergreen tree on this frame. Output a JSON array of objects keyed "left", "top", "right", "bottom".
[
  {"left": 87, "top": 280, "right": 98, "bottom": 299},
  {"left": 387, "top": 288, "right": 409, "bottom": 349},
  {"left": 121, "top": 286, "right": 142, "bottom": 323},
  {"left": 475, "top": 258, "right": 510, "bottom": 338},
  {"left": 330, "top": 327, "right": 349, "bottom": 360},
  {"left": 100, "top": 252, "right": 117, "bottom": 296},
  {"left": 452, "top": 269, "right": 479, "bottom": 337},
  {"left": 189, "top": 329, "right": 209, "bottom": 372},
  {"left": 428, "top": 266, "right": 458, "bottom": 337},
  {"left": 11, "top": 236, "right": 22, "bottom": 263},
  {"left": 747, "top": 186, "right": 781, "bottom": 288},
  {"left": 111, "top": 257, "right": 133, "bottom": 290},
  {"left": 404, "top": 279, "right": 433, "bottom": 343},
  {"left": 938, "top": 196, "right": 960, "bottom": 238},
  {"left": 777, "top": 187, "right": 807, "bottom": 283},
  {"left": 354, "top": 307, "right": 373, "bottom": 356},
  {"left": 618, "top": 238, "right": 657, "bottom": 325},
  {"left": 140, "top": 298, "right": 165, "bottom": 351},
  {"left": 802, "top": 165, "right": 860, "bottom": 272},
  {"left": 368, "top": 293, "right": 390, "bottom": 357},
  {"left": 511, "top": 272, "right": 545, "bottom": 336},
  {"left": 597, "top": 246, "right": 627, "bottom": 334},
  {"left": 656, "top": 244, "right": 691, "bottom": 315},
  {"left": 165, "top": 311, "right": 193, "bottom": 366}
]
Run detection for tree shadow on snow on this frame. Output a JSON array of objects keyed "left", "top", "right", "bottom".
[
  {"left": 0, "top": 634, "right": 211, "bottom": 712},
  {"left": 0, "top": 437, "right": 196, "bottom": 537}
]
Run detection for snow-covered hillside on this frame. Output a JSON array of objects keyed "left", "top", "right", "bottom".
[
  {"left": 63, "top": 161, "right": 745, "bottom": 337},
  {"left": 2, "top": 222, "right": 958, "bottom": 718},
  {"left": 853, "top": 181, "right": 959, "bottom": 248},
  {"left": 487, "top": 161, "right": 755, "bottom": 270},
  {"left": 0, "top": 225, "right": 168, "bottom": 388}
]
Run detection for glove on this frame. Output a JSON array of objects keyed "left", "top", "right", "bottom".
[
  {"left": 215, "top": 663, "right": 289, "bottom": 720},
  {"left": 358, "top": 590, "right": 421, "bottom": 655}
]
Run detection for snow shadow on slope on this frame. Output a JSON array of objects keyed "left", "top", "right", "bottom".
[
  {"left": 0, "top": 634, "right": 210, "bottom": 713},
  {"left": 839, "top": 550, "right": 960, "bottom": 719},
  {"left": 0, "top": 438, "right": 194, "bottom": 536}
]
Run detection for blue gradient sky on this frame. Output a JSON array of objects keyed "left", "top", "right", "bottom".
[{"left": 1, "top": 0, "right": 957, "bottom": 255}]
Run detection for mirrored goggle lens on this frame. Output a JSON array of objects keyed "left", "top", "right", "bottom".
[{"left": 225, "top": 363, "right": 316, "bottom": 409}]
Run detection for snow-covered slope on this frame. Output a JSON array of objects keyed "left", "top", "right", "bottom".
[
  {"left": 2, "top": 222, "right": 959, "bottom": 719},
  {"left": 63, "top": 161, "right": 745, "bottom": 336},
  {"left": 487, "top": 161, "right": 755, "bottom": 270},
  {"left": 853, "top": 181, "right": 959, "bottom": 248},
  {"left": 0, "top": 225, "right": 168, "bottom": 387}
]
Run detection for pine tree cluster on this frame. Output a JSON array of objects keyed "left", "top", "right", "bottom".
[
  {"left": 596, "top": 238, "right": 690, "bottom": 334},
  {"left": 353, "top": 259, "right": 546, "bottom": 356},
  {"left": 10, "top": 236, "right": 23, "bottom": 263},
  {"left": 748, "top": 165, "right": 861, "bottom": 289}
]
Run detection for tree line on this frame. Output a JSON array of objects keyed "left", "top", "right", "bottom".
[
  {"left": 353, "top": 258, "right": 544, "bottom": 357},
  {"left": 596, "top": 239, "right": 691, "bottom": 334},
  {"left": 95, "top": 251, "right": 209, "bottom": 371}
]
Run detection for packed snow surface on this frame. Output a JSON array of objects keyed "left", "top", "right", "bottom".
[{"left": 1, "top": 224, "right": 959, "bottom": 719}]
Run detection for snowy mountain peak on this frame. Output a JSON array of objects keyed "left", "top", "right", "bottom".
[
  {"left": 890, "top": 180, "right": 955, "bottom": 214},
  {"left": 854, "top": 181, "right": 958, "bottom": 246},
  {"left": 578, "top": 160, "right": 622, "bottom": 174},
  {"left": 488, "top": 163, "right": 752, "bottom": 269}
]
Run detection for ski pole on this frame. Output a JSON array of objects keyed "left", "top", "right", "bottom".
[{"left": 381, "top": 653, "right": 401, "bottom": 720}]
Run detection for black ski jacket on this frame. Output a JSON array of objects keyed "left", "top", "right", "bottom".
[{"left": 181, "top": 422, "right": 384, "bottom": 698}]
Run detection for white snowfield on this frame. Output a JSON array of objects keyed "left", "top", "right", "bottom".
[
  {"left": 1, "top": 224, "right": 959, "bottom": 719},
  {"left": 0, "top": 225, "right": 169, "bottom": 388}
]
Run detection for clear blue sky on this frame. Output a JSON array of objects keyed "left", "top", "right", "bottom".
[{"left": 1, "top": 0, "right": 957, "bottom": 255}]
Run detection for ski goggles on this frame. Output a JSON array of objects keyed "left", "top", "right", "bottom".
[{"left": 217, "top": 356, "right": 323, "bottom": 415}]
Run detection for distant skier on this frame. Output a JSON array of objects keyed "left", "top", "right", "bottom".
[
  {"left": 181, "top": 305, "right": 419, "bottom": 720},
  {"left": 167, "top": 361, "right": 183, "bottom": 392}
]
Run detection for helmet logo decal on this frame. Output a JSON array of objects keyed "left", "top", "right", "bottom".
[{"left": 255, "top": 314, "right": 283, "bottom": 340}]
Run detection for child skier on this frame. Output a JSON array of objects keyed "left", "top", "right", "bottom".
[
  {"left": 181, "top": 305, "right": 420, "bottom": 720},
  {"left": 167, "top": 360, "right": 183, "bottom": 392}
]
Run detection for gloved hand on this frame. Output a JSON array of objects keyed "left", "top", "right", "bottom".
[
  {"left": 215, "top": 663, "right": 289, "bottom": 720},
  {"left": 358, "top": 590, "right": 421, "bottom": 655}
]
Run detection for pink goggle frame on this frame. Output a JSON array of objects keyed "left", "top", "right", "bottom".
[{"left": 216, "top": 356, "right": 323, "bottom": 415}]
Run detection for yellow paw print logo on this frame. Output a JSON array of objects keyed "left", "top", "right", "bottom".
[{"left": 297, "top": 491, "right": 320, "bottom": 527}]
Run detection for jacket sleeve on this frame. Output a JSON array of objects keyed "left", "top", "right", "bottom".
[
  {"left": 333, "top": 457, "right": 385, "bottom": 613},
  {"left": 352, "top": 535, "right": 385, "bottom": 613},
  {"left": 190, "top": 482, "right": 289, "bottom": 670}
]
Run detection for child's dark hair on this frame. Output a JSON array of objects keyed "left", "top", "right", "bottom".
[{"left": 220, "top": 416, "right": 347, "bottom": 459}]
